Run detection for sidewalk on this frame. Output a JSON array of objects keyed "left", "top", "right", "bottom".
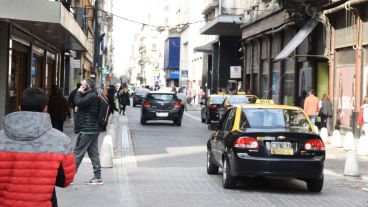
[
  {"left": 56, "top": 113, "right": 135, "bottom": 207},
  {"left": 324, "top": 133, "right": 368, "bottom": 178}
]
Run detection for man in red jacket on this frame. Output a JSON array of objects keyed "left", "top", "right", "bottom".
[{"left": 0, "top": 87, "right": 75, "bottom": 207}]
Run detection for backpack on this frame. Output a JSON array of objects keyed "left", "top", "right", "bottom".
[{"left": 97, "top": 93, "right": 111, "bottom": 131}]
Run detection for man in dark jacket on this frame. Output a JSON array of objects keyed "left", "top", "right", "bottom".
[
  {"left": 74, "top": 79, "right": 103, "bottom": 185},
  {"left": 0, "top": 87, "right": 75, "bottom": 207}
]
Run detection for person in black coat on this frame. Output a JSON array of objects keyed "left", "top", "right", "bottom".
[
  {"left": 107, "top": 85, "right": 118, "bottom": 113},
  {"left": 73, "top": 79, "right": 103, "bottom": 184},
  {"left": 118, "top": 85, "right": 130, "bottom": 115}
]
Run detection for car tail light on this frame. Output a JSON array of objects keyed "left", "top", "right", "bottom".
[
  {"left": 143, "top": 101, "right": 151, "bottom": 108},
  {"left": 209, "top": 104, "right": 219, "bottom": 110},
  {"left": 174, "top": 102, "right": 182, "bottom": 108},
  {"left": 304, "top": 139, "right": 325, "bottom": 151},
  {"left": 234, "top": 136, "right": 259, "bottom": 149}
]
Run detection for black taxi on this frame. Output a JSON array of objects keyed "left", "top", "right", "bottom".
[{"left": 206, "top": 103, "right": 325, "bottom": 192}]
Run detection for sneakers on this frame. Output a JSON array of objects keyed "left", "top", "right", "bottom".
[{"left": 85, "top": 177, "right": 103, "bottom": 185}]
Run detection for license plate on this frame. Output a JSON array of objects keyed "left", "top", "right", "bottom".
[
  {"left": 156, "top": 112, "right": 169, "bottom": 117},
  {"left": 271, "top": 142, "right": 293, "bottom": 155}
]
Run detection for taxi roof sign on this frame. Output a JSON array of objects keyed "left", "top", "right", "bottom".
[{"left": 255, "top": 99, "right": 274, "bottom": 104}]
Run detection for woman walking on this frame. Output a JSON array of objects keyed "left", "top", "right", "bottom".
[
  {"left": 119, "top": 85, "right": 130, "bottom": 115},
  {"left": 319, "top": 94, "right": 333, "bottom": 135},
  {"left": 48, "top": 87, "right": 71, "bottom": 131}
]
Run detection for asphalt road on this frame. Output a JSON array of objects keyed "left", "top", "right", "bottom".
[{"left": 123, "top": 106, "right": 368, "bottom": 207}]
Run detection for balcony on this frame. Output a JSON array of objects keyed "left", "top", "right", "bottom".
[
  {"left": 0, "top": 0, "right": 88, "bottom": 51},
  {"left": 200, "top": 0, "right": 245, "bottom": 36}
]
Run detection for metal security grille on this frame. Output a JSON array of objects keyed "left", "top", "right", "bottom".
[
  {"left": 363, "top": 22, "right": 368, "bottom": 45},
  {"left": 335, "top": 26, "right": 355, "bottom": 49}
]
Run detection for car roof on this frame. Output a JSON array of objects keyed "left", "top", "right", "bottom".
[
  {"left": 148, "top": 91, "right": 175, "bottom": 94},
  {"left": 235, "top": 104, "right": 302, "bottom": 110}
]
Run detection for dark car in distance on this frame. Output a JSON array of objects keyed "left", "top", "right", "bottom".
[
  {"left": 140, "top": 92, "right": 183, "bottom": 126},
  {"left": 207, "top": 104, "right": 325, "bottom": 192},
  {"left": 218, "top": 95, "right": 250, "bottom": 119},
  {"left": 201, "top": 95, "right": 227, "bottom": 124},
  {"left": 132, "top": 88, "right": 149, "bottom": 107}
]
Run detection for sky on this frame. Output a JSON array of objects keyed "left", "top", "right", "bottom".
[{"left": 111, "top": 0, "right": 171, "bottom": 77}]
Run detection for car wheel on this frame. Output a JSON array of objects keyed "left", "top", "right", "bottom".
[
  {"left": 174, "top": 119, "right": 182, "bottom": 126},
  {"left": 207, "top": 150, "right": 219, "bottom": 175},
  {"left": 306, "top": 175, "right": 324, "bottom": 192},
  {"left": 222, "top": 157, "right": 237, "bottom": 189},
  {"left": 140, "top": 117, "right": 147, "bottom": 125}
]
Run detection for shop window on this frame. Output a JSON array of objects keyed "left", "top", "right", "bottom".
[
  {"left": 8, "top": 44, "right": 27, "bottom": 113},
  {"left": 336, "top": 48, "right": 355, "bottom": 66}
]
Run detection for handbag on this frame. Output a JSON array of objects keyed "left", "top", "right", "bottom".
[{"left": 318, "top": 107, "right": 325, "bottom": 117}]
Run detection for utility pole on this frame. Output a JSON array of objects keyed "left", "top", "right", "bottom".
[{"left": 93, "top": 0, "right": 100, "bottom": 82}]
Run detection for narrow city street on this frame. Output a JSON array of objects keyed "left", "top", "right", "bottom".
[{"left": 111, "top": 106, "right": 368, "bottom": 207}]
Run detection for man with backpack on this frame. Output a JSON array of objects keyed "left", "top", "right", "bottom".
[{"left": 73, "top": 79, "right": 103, "bottom": 185}]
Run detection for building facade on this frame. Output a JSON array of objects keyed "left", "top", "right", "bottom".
[{"left": 0, "top": 0, "right": 91, "bottom": 129}]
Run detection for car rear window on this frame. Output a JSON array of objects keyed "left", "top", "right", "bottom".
[
  {"left": 240, "top": 108, "right": 312, "bottom": 132},
  {"left": 211, "top": 96, "right": 225, "bottom": 104},
  {"left": 229, "top": 96, "right": 249, "bottom": 104},
  {"left": 136, "top": 90, "right": 148, "bottom": 95},
  {"left": 146, "top": 94, "right": 177, "bottom": 102}
]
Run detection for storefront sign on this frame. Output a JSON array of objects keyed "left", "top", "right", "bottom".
[
  {"left": 181, "top": 70, "right": 188, "bottom": 77},
  {"left": 230, "top": 66, "right": 241, "bottom": 79}
]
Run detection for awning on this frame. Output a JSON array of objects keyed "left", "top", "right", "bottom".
[
  {"left": 194, "top": 42, "right": 213, "bottom": 53},
  {"left": 193, "top": 39, "right": 219, "bottom": 53},
  {"left": 273, "top": 18, "right": 319, "bottom": 61},
  {"left": 0, "top": 0, "right": 88, "bottom": 52}
]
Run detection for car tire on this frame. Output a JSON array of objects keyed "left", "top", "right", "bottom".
[
  {"left": 207, "top": 150, "right": 219, "bottom": 175},
  {"left": 206, "top": 115, "right": 211, "bottom": 124},
  {"left": 222, "top": 157, "right": 237, "bottom": 189},
  {"left": 174, "top": 119, "right": 182, "bottom": 126},
  {"left": 306, "top": 175, "right": 324, "bottom": 192},
  {"left": 201, "top": 115, "right": 205, "bottom": 123},
  {"left": 140, "top": 117, "right": 147, "bottom": 125}
]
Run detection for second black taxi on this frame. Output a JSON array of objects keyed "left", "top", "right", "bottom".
[{"left": 206, "top": 103, "right": 325, "bottom": 192}]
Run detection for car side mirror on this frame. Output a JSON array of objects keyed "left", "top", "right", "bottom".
[{"left": 208, "top": 123, "right": 218, "bottom": 131}]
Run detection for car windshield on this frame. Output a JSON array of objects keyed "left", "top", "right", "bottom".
[
  {"left": 136, "top": 90, "right": 148, "bottom": 95},
  {"left": 211, "top": 96, "right": 225, "bottom": 104},
  {"left": 229, "top": 96, "right": 249, "bottom": 104},
  {"left": 147, "top": 94, "right": 176, "bottom": 102},
  {"left": 240, "top": 108, "right": 312, "bottom": 132}
]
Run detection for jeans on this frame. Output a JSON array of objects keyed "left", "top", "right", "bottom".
[
  {"left": 74, "top": 132, "right": 101, "bottom": 178},
  {"left": 309, "top": 115, "right": 317, "bottom": 125}
]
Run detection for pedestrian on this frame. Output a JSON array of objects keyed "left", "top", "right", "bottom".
[
  {"left": 107, "top": 85, "right": 118, "bottom": 114},
  {"left": 48, "top": 87, "right": 71, "bottom": 132},
  {"left": 118, "top": 85, "right": 130, "bottom": 115},
  {"left": 74, "top": 79, "right": 103, "bottom": 185},
  {"left": 304, "top": 89, "right": 319, "bottom": 125},
  {"left": 0, "top": 87, "right": 75, "bottom": 207},
  {"left": 358, "top": 96, "right": 368, "bottom": 137},
  {"left": 172, "top": 86, "right": 177, "bottom": 94},
  {"left": 319, "top": 94, "right": 333, "bottom": 134},
  {"left": 297, "top": 90, "right": 307, "bottom": 109},
  {"left": 177, "top": 87, "right": 187, "bottom": 113},
  {"left": 68, "top": 83, "right": 82, "bottom": 111}
]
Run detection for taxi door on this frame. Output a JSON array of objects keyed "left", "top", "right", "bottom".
[{"left": 211, "top": 108, "right": 236, "bottom": 167}]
